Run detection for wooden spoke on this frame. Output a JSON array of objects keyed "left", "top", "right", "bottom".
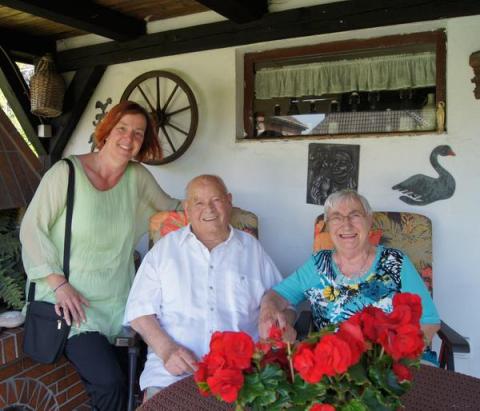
[
  {"left": 161, "top": 125, "right": 176, "bottom": 152},
  {"left": 162, "top": 84, "right": 179, "bottom": 112},
  {"left": 136, "top": 84, "right": 155, "bottom": 113},
  {"left": 167, "top": 106, "right": 191, "bottom": 117},
  {"left": 156, "top": 76, "right": 160, "bottom": 111},
  {"left": 167, "top": 123, "right": 189, "bottom": 136}
]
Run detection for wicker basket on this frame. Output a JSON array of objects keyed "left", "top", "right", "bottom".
[{"left": 30, "top": 54, "right": 65, "bottom": 118}]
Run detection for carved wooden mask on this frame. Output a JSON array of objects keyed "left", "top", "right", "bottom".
[{"left": 470, "top": 51, "right": 480, "bottom": 99}]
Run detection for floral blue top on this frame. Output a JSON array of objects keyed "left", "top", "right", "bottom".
[{"left": 274, "top": 246, "right": 439, "bottom": 330}]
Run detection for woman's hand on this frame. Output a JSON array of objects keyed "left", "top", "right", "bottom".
[
  {"left": 54, "top": 283, "right": 90, "bottom": 327},
  {"left": 47, "top": 273, "right": 89, "bottom": 327},
  {"left": 259, "top": 290, "right": 297, "bottom": 343},
  {"left": 259, "top": 308, "right": 297, "bottom": 343}
]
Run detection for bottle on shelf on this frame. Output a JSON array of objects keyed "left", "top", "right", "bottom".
[
  {"left": 418, "top": 93, "right": 436, "bottom": 131},
  {"left": 385, "top": 108, "right": 393, "bottom": 132},
  {"left": 328, "top": 99, "right": 340, "bottom": 134}
]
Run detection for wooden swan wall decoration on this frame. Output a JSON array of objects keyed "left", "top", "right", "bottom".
[{"left": 392, "top": 145, "right": 456, "bottom": 206}]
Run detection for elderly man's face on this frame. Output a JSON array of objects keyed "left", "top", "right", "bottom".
[{"left": 185, "top": 178, "right": 232, "bottom": 240}]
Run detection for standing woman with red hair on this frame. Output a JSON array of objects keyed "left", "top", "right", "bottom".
[{"left": 20, "top": 101, "right": 180, "bottom": 411}]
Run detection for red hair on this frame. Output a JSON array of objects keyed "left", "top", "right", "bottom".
[{"left": 94, "top": 101, "right": 162, "bottom": 162}]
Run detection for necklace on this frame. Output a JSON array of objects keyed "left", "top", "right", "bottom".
[{"left": 335, "top": 248, "right": 373, "bottom": 278}]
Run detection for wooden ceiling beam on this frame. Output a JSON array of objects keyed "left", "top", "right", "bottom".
[
  {"left": 49, "top": 65, "right": 106, "bottom": 164},
  {"left": 0, "top": 29, "right": 55, "bottom": 57},
  {"left": 0, "top": 47, "right": 44, "bottom": 155},
  {"left": 56, "top": 0, "right": 480, "bottom": 72},
  {"left": 195, "top": 0, "right": 268, "bottom": 24},
  {"left": 0, "top": 0, "right": 145, "bottom": 41}
]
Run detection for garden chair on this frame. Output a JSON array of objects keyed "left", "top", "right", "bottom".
[
  {"left": 295, "top": 211, "right": 469, "bottom": 371},
  {"left": 116, "top": 207, "right": 258, "bottom": 411}
]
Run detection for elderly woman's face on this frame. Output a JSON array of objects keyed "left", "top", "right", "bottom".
[{"left": 326, "top": 198, "right": 372, "bottom": 252}]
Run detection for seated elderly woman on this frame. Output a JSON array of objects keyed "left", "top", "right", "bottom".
[{"left": 259, "top": 189, "right": 440, "bottom": 347}]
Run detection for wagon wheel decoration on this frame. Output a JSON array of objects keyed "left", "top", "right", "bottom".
[{"left": 120, "top": 71, "right": 198, "bottom": 165}]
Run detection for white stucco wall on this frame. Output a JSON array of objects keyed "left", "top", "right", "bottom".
[{"left": 64, "top": 16, "right": 480, "bottom": 377}]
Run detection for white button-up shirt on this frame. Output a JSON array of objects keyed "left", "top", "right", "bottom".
[{"left": 124, "top": 225, "right": 282, "bottom": 389}]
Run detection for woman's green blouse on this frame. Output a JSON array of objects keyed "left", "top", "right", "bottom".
[{"left": 20, "top": 156, "right": 180, "bottom": 342}]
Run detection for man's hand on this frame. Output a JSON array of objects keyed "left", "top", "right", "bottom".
[
  {"left": 131, "top": 314, "right": 198, "bottom": 376},
  {"left": 162, "top": 341, "right": 198, "bottom": 376}
]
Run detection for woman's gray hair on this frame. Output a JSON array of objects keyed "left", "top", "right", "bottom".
[{"left": 324, "top": 189, "right": 373, "bottom": 220}]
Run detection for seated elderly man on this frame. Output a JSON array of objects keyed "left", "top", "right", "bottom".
[{"left": 124, "top": 175, "right": 282, "bottom": 399}]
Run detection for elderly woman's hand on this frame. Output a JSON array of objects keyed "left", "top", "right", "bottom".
[
  {"left": 48, "top": 274, "right": 89, "bottom": 327},
  {"left": 259, "top": 290, "right": 297, "bottom": 343}
]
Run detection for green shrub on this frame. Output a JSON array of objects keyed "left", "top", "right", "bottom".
[{"left": 0, "top": 210, "right": 25, "bottom": 309}]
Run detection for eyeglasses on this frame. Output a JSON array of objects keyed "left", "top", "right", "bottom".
[{"left": 327, "top": 211, "right": 366, "bottom": 226}]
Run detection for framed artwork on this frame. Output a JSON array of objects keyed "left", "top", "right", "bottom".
[{"left": 306, "top": 143, "right": 360, "bottom": 205}]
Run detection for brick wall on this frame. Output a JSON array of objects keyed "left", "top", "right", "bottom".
[{"left": 0, "top": 327, "right": 90, "bottom": 410}]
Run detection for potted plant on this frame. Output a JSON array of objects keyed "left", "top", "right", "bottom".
[{"left": 0, "top": 209, "right": 26, "bottom": 311}]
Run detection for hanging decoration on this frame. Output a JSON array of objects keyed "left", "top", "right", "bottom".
[
  {"left": 392, "top": 145, "right": 456, "bottom": 205},
  {"left": 306, "top": 143, "right": 360, "bottom": 205},
  {"left": 470, "top": 50, "right": 480, "bottom": 99},
  {"left": 89, "top": 97, "right": 112, "bottom": 151},
  {"left": 30, "top": 54, "right": 65, "bottom": 118}
]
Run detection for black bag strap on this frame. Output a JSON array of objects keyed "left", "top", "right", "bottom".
[
  {"left": 28, "top": 158, "right": 75, "bottom": 302},
  {"left": 62, "top": 158, "right": 75, "bottom": 280}
]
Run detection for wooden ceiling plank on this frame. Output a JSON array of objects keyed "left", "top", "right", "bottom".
[
  {"left": 195, "top": 0, "right": 267, "bottom": 24},
  {"left": 0, "top": 48, "right": 44, "bottom": 155},
  {"left": 57, "top": 0, "right": 480, "bottom": 72},
  {"left": 0, "top": 151, "right": 23, "bottom": 209},
  {"left": 0, "top": 108, "right": 42, "bottom": 175},
  {"left": 49, "top": 65, "right": 106, "bottom": 164},
  {"left": 0, "top": 0, "right": 146, "bottom": 41},
  {"left": 0, "top": 28, "right": 55, "bottom": 56}
]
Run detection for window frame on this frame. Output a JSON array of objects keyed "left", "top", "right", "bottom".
[{"left": 243, "top": 30, "right": 446, "bottom": 139}]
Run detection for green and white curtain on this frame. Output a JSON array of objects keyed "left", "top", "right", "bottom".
[{"left": 255, "top": 52, "right": 435, "bottom": 99}]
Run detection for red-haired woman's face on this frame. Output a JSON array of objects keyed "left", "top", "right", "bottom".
[{"left": 102, "top": 113, "right": 146, "bottom": 160}]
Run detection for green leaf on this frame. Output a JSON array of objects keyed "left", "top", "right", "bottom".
[
  {"left": 361, "top": 387, "right": 398, "bottom": 411},
  {"left": 289, "top": 377, "right": 327, "bottom": 405},
  {"left": 347, "top": 363, "right": 368, "bottom": 385},
  {"left": 340, "top": 399, "right": 369, "bottom": 411},
  {"left": 259, "top": 363, "right": 285, "bottom": 381},
  {"left": 0, "top": 269, "right": 25, "bottom": 309},
  {"left": 238, "top": 380, "right": 265, "bottom": 404},
  {"left": 385, "top": 369, "right": 410, "bottom": 396},
  {"left": 0, "top": 211, "right": 25, "bottom": 309}
]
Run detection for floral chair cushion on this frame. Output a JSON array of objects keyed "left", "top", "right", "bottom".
[
  {"left": 313, "top": 212, "right": 433, "bottom": 293},
  {"left": 149, "top": 207, "right": 259, "bottom": 245}
]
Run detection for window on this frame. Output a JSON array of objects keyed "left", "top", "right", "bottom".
[{"left": 243, "top": 31, "right": 446, "bottom": 139}]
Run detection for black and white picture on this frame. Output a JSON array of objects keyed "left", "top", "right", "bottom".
[{"left": 306, "top": 143, "right": 360, "bottom": 205}]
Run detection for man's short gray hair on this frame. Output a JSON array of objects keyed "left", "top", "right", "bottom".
[
  {"left": 185, "top": 175, "right": 229, "bottom": 198},
  {"left": 324, "top": 189, "right": 373, "bottom": 220}
]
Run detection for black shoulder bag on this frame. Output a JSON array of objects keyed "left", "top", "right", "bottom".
[{"left": 23, "top": 158, "right": 75, "bottom": 364}]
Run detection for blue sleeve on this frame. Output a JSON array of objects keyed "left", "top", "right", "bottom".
[
  {"left": 400, "top": 255, "right": 440, "bottom": 325},
  {"left": 273, "top": 256, "right": 320, "bottom": 306}
]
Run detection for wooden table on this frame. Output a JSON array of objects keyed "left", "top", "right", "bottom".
[{"left": 139, "top": 365, "right": 480, "bottom": 410}]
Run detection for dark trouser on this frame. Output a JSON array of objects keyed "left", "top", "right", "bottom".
[{"left": 64, "top": 332, "right": 127, "bottom": 411}]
